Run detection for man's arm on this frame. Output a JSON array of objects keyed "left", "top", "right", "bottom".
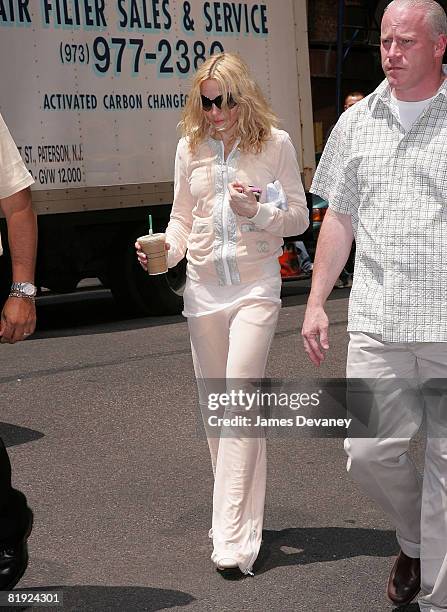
[
  {"left": 0, "top": 187, "right": 37, "bottom": 343},
  {"left": 301, "top": 209, "right": 354, "bottom": 366}
]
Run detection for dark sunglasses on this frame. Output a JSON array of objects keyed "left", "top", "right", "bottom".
[{"left": 201, "top": 94, "right": 237, "bottom": 111}]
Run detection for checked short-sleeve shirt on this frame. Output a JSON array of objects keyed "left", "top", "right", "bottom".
[
  {"left": 0, "top": 113, "right": 33, "bottom": 200},
  {"left": 0, "top": 112, "right": 34, "bottom": 257},
  {"left": 311, "top": 76, "right": 447, "bottom": 342}
]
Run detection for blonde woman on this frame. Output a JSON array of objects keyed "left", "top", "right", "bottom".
[{"left": 137, "top": 53, "right": 308, "bottom": 575}]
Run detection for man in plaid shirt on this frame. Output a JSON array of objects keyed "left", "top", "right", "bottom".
[{"left": 303, "top": 0, "right": 447, "bottom": 609}]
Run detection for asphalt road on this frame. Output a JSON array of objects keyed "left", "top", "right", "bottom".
[{"left": 0, "top": 283, "right": 422, "bottom": 612}]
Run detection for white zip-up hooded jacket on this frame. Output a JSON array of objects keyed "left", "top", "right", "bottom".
[{"left": 166, "top": 127, "right": 309, "bottom": 286}]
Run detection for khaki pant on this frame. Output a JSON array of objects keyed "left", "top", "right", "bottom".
[
  {"left": 188, "top": 300, "right": 280, "bottom": 574},
  {"left": 346, "top": 332, "right": 447, "bottom": 612}
]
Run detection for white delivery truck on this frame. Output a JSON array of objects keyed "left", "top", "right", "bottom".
[{"left": 0, "top": 0, "right": 315, "bottom": 315}]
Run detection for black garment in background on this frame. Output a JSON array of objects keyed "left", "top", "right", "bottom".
[
  {"left": 324, "top": 124, "right": 335, "bottom": 147},
  {"left": 0, "top": 436, "right": 29, "bottom": 545}
]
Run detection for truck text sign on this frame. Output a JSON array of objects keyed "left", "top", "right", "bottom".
[{"left": 0, "top": 1, "right": 301, "bottom": 190}]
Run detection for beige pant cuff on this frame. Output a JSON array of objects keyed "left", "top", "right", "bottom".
[{"left": 396, "top": 533, "right": 420, "bottom": 559}]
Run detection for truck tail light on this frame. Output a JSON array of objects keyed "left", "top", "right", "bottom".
[{"left": 312, "top": 207, "right": 327, "bottom": 223}]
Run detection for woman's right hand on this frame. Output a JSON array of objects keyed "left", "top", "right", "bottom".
[{"left": 135, "top": 240, "right": 170, "bottom": 272}]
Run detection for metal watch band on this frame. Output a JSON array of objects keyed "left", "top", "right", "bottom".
[
  {"left": 8, "top": 291, "right": 35, "bottom": 302},
  {"left": 10, "top": 282, "right": 37, "bottom": 297}
]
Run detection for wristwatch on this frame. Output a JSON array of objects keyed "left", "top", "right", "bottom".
[{"left": 10, "top": 282, "right": 37, "bottom": 299}]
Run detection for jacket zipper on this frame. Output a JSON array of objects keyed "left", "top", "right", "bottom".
[{"left": 220, "top": 140, "right": 239, "bottom": 285}]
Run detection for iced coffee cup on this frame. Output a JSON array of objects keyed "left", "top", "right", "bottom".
[{"left": 137, "top": 233, "right": 168, "bottom": 275}]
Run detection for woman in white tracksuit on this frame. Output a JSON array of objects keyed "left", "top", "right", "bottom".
[{"left": 137, "top": 53, "right": 309, "bottom": 576}]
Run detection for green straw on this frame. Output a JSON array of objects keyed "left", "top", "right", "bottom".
[{"left": 148, "top": 213, "right": 153, "bottom": 235}]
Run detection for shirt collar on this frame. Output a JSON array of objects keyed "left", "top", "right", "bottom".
[{"left": 369, "top": 64, "right": 447, "bottom": 113}]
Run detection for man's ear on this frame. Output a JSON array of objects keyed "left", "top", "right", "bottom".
[{"left": 434, "top": 34, "right": 447, "bottom": 58}]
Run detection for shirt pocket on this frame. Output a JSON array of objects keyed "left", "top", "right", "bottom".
[
  {"left": 188, "top": 218, "right": 214, "bottom": 253},
  {"left": 240, "top": 222, "right": 258, "bottom": 233},
  {"left": 239, "top": 222, "right": 272, "bottom": 255},
  {"left": 413, "top": 138, "right": 447, "bottom": 202}
]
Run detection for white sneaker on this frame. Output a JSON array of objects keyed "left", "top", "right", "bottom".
[{"left": 216, "top": 558, "right": 239, "bottom": 570}]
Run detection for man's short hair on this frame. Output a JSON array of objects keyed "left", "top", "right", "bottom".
[
  {"left": 384, "top": 0, "right": 447, "bottom": 39},
  {"left": 345, "top": 91, "right": 365, "bottom": 101}
]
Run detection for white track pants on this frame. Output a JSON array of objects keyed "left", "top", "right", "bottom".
[
  {"left": 345, "top": 332, "right": 447, "bottom": 612},
  {"left": 188, "top": 300, "right": 280, "bottom": 574}
]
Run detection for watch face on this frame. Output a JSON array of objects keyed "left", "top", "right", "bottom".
[
  {"left": 14, "top": 282, "right": 37, "bottom": 296},
  {"left": 22, "top": 283, "right": 36, "bottom": 296}
]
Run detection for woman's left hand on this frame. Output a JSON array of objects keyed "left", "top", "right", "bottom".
[{"left": 228, "top": 181, "right": 259, "bottom": 218}]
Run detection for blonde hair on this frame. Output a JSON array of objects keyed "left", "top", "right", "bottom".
[
  {"left": 179, "top": 53, "right": 279, "bottom": 154},
  {"left": 384, "top": 0, "right": 447, "bottom": 39}
]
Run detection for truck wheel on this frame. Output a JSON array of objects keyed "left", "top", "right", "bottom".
[{"left": 109, "top": 236, "right": 186, "bottom": 316}]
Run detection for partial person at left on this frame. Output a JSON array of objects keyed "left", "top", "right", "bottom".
[{"left": 0, "top": 111, "right": 37, "bottom": 589}]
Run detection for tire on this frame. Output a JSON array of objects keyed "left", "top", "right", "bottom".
[{"left": 108, "top": 230, "right": 186, "bottom": 316}]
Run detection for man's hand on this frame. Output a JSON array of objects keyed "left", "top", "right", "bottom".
[
  {"left": 301, "top": 209, "right": 354, "bottom": 366},
  {"left": 0, "top": 297, "right": 36, "bottom": 343},
  {"left": 301, "top": 304, "right": 330, "bottom": 366},
  {"left": 0, "top": 187, "right": 37, "bottom": 343},
  {"left": 228, "top": 181, "right": 259, "bottom": 218}
]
